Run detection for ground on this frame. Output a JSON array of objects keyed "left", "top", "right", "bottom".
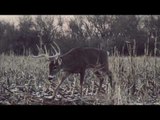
[{"left": 0, "top": 54, "right": 160, "bottom": 105}]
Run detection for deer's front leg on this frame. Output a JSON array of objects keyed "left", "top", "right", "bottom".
[{"left": 53, "top": 72, "right": 70, "bottom": 98}]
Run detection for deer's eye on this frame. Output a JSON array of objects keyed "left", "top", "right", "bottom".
[{"left": 53, "top": 66, "right": 57, "bottom": 69}]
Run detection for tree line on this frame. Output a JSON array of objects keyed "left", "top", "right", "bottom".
[{"left": 0, "top": 15, "right": 160, "bottom": 56}]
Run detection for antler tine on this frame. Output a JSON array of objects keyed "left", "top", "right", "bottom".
[
  {"left": 36, "top": 44, "right": 43, "bottom": 53},
  {"left": 36, "top": 44, "right": 40, "bottom": 52},
  {"left": 51, "top": 44, "right": 59, "bottom": 55},
  {"left": 44, "top": 45, "right": 49, "bottom": 57},
  {"left": 32, "top": 44, "right": 48, "bottom": 58},
  {"left": 32, "top": 44, "right": 42, "bottom": 57},
  {"left": 53, "top": 41, "right": 61, "bottom": 54}
]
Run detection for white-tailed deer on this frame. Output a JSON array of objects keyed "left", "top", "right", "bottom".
[{"left": 33, "top": 41, "right": 113, "bottom": 98}]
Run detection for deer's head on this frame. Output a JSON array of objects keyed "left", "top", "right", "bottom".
[
  {"left": 33, "top": 40, "right": 62, "bottom": 81},
  {"left": 48, "top": 55, "right": 62, "bottom": 80}
]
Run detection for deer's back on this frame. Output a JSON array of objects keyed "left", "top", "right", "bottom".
[{"left": 61, "top": 47, "right": 108, "bottom": 72}]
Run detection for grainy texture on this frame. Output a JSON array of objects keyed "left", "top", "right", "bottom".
[{"left": 1, "top": 54, "right": 160, "bottom": 105}]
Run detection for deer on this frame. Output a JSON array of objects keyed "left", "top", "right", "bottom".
[{"left": 33, "top": 41, "right": 113, "bottom": 98}]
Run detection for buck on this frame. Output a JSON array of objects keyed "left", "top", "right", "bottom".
[{"left": 33, "top": 42, "right": 113, "bottom": 97}]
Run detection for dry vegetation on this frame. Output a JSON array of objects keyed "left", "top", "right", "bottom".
[{"left": 1, "top": 53, "right": 160, "bottom": 105}]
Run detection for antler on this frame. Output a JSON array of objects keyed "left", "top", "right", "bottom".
[
  {"left": 32, "top": 40, "right": 61, "bottom": 61},
  {"left": 51, "top": 41, "right": 61, "bottom": 55},
  {"left": 32, "top": 34, "right": 50, "bottom": 59},
  {"left": 32, "top": 44, "right": 49, "bottom": 58},
  {"left": 47, "top": 41, "right": 61, "bottom": 61}
]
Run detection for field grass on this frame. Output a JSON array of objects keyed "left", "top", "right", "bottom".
[{"left": 1, "top": 54, "right": 160, "bottom": 105}]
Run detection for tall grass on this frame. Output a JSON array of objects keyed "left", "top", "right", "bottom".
[{"left": 1, "top": 53, "right": 160, "bottom": 105}]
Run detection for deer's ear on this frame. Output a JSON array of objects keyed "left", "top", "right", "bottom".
[{"left": 58, "top": 58, "right": 62, "bottom": 65}]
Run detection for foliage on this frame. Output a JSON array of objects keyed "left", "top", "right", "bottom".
[{"left": 0, "top": 15, "right": 160, "bottom": 56}]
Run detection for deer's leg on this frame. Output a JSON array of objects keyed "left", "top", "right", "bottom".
[
  {"left": 94, "top": 71, "right": 104, "bottom": 93},
  {"left": 80, "top": 70, "right": 85, "bottom": 97},
  {"left": 101, "top": 66, "right": 113, "bottom": 88},
  {"left": 53, "top": 72, "right": 70, "bottom": 98},
  {"left": 106, "top": 70, "right": 113, "bottom": 88}
]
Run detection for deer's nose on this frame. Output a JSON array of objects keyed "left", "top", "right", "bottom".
[{"left": 48, "top": 75, "right": 56, "bottom": 80}]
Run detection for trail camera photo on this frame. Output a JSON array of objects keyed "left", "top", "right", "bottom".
[{"left": 0, "top": 15, "right": 160, "bottom": 105}]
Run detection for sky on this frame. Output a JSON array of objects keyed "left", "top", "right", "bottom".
[
  {"left": 0, "top": 15, "right": 19, "bottom": 23},
  {"left": 0, "top": 15, "right": 74, "bottom": 23},
  {"left": 0, "top": 15, "right": 76, "bottom": 32}
]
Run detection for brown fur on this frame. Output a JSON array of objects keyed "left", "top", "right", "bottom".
[{"left": 48, "top": 47, "right": 112, "bottom": 97}]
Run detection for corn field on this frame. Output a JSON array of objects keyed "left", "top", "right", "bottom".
[{"left": 1, "top": 53, "right": 160, "bottom": 105}]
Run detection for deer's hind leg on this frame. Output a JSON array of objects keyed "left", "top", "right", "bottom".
[
  {"left": 106, "top": 70, "right": 113, "bottom": 88},
  {"left": 94, "top": 71, "right": 104, "bottom": 93},
  {"left": 94, "top": 69, "right": 113, "bottom": 94},
  {"left": 101, "top": 66, "right": 113, "bottom": 88},
  {"left": 80, "top": 70, "right": 85, "bottom": 97}
]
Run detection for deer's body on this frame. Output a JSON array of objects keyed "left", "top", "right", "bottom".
[
  {"left": 33, "top": 40, "right": 112, "bottom": 98},
  {"left": 56, "top": 47, "right": 109, "bottom": 73},
  {"left": 48, "top": 47, "right": 112, "bottom": 97}
]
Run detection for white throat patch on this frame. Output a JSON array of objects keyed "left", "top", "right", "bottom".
[{"left": 48, "top": 75, "right": 55, "bottom": 79}]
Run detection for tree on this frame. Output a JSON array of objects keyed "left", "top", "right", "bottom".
[
  {"left": 110, "top": 15, "right": 143, "bottom": 55},
  {"left": 86, "top": 15, "right": 115, "bottom": 50},
  {"left": 16, "top": 16, "right": 37, "bottom": 55},
  {"left": 142, "top": 15, "right": 160, "bottom": 55},
  {"left": 0, "top": 20, "right": 18, "bottom": 54}
]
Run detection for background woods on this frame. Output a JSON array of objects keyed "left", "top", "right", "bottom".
[{"left": 0, "top": 15, "right": 160, "bottom": 56}]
